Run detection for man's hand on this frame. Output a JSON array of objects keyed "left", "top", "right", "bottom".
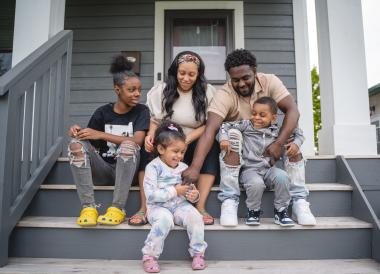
[
  {"left": 219, "top": 140, "right": 231, "bottom": 153},
  {"left": 265, "top": 141, "right": 283, "bottom": 164},
  {"left": 76, "top": 128, "right": 104, "bottom": 140},
  {"left": 182, "top": 166, "right": 200, "bottom": 185},
  {"left": 285, "top": 143, "right": 299, "bottom": 158},
  {"left": 68, "top": 124, "right": 81, "bottom": 138}
]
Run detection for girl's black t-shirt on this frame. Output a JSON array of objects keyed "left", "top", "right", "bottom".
[{"left": 87, "top": 103, "right": 150, "bottom": 164}]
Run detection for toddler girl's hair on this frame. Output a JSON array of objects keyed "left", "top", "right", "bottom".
[
  {"left": 110, "top": 54, "right": 137, "bottom": 87},
  {"left": 254, "top": 96, "right": 278, "bottom": 114},
  {"left": 153, "top": 120, "right": 186, "bottom": 154}
]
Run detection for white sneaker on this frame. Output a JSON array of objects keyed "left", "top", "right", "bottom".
[
  {"left": 292, "top": 199, "right": 316, "bottom": 226},
  {"left": 220, "top": 199, "right": 239, "bottom": 226}
]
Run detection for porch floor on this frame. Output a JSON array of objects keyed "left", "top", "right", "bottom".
[{"left": 1, "top": 258, "right": 380, "bottom": 273}]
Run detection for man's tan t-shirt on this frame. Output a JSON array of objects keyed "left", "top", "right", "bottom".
[{"left": 208, "top": 73, "right": 290, "bottom": 121}]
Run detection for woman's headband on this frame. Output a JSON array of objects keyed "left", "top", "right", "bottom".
[{"left": 178, "top": 54, "right": 200, "bottom": 67}]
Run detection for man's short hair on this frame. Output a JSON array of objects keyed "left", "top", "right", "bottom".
[
  {"left": 224, "top": 49, "right": 257, "bottom": 72},
  {"left": 254, "top": 96, "right": 278, "bottom": 114}
]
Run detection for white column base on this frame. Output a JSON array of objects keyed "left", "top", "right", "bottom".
[{"left": 318, "top": 124, "right": 377, "bottom": 155}]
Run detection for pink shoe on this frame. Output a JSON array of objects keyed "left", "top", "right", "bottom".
[
  {"left": 192, "top": 254, "right": 206, "bottom": 270},
  {"left": 143, "top": 255, "right": 160, "bottom": 273}
]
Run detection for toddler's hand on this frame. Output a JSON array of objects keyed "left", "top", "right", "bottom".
[
  {"left": 175, "top": 184, "right": 189, "bottom": 196},
  {"left": 220, "top": 140, "right": 231, "bottom": 153},
  {"left": 68, "top": 124, "right": 81, "bottom": 138},
  {"left": 284, "top": 143, "right": 299, "bottom": 158},
  {"left": 185, "top": 184, "right": 200, "bottom": 203}
]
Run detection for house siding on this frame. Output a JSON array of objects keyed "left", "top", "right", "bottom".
[{"left": 65, "top": 0, "right": 296, "bottom": 127}]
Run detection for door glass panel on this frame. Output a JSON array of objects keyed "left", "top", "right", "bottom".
[{"left": 172, "top": 18, "right": 227, "bottom": 81}]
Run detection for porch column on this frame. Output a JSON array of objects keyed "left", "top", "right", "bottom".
[
  {"left": 12, "top": 0, "right": 66, "bottom": 66},
  {"left": 315, "top": 0, "right": 377, "bottom": 155},
  {"left": 292, "top": 0, "right": 315, "bottom": 156}
]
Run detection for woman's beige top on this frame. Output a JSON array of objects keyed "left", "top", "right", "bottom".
[{"left": 146, "top": 82, "right": 216, "bottom": 135}]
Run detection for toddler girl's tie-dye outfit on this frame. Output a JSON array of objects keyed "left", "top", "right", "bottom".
[{"left": 142, "top": 157, "right": 207, "bottom": 258}]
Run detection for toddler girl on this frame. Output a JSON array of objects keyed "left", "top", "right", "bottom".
[{"left": 141, "top": 121, "right": 207, "bottom": 273}]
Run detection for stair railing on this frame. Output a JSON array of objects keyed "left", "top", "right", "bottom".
[{"left": 0, "top": 30, "right": 72, "bottom": 266}]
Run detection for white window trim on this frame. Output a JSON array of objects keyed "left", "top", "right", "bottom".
[{"left": 154, "top": 1, "right": 244, "bottom": 83}]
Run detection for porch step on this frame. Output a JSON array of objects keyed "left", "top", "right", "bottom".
[
  {"left": 24, "top": 183, "right": 353, "bottom": 218},
  {"left": 46, "top": 157, "right": 339, "bottom": 184},
  {"left": 9, "top": 216, "right": 372, "bottom": 260},
  {"left": 1, "top": 258, "right": 380, "bottom": 274}
]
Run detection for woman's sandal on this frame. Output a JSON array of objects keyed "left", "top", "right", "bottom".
[
  {"left": 97, "top": 206, "right": 126, "bottom": 225},
  {"left": 192, "top": 254, "right": 206, "bottom": 270},
  {"left": 128, "top": 211, "right": 148, "bottom": 226},
  {"left": 198, "top": 210, "right": 214, "bottom": 225},
  {"left": 143, "top": 255, "right": 160, "bottom": 273}
]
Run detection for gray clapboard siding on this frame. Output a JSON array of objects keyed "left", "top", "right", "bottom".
[
  {"left": 72, "top": 52, "right": 154, "bottom": 65},
  {"left": 66, "top": 0, "right": 297, "bottom": 127}
]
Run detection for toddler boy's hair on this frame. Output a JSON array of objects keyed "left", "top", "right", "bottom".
[{"left": 254, "top": 96, "right": 278, "bottom": 114}]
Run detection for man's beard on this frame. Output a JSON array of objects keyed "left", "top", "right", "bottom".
[{"left": 235, "top": 83, "right": 254, "bottom": 97}]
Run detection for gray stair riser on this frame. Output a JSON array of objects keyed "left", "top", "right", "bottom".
[
  {"left": 9, "top": 227, "right": 371, "bottom": 260},
  {"left": 46, "top": 159, "right": 337, "bottom": 185},
  {"left": 25, "top": 189, "right": 352, "bottom": 218}
]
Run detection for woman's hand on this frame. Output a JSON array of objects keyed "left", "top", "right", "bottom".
[
  {"left": 219, "top": 140, "right": 231, "bottom": 154},
  {"left": 145, "top": 135, "right": 154, "bottom": 153},
  {"left": 185, "top": 184, "right": 200, "bottom": 203},
  {"left": 68, "top": 124, "right": 81, "bottom": 138},
  {"left": 76, "top": 128, "right": 104, "bottom": 140}
]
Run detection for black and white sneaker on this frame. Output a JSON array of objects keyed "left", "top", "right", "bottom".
[
  {"left": 274, "top": 208, "right": 295, "bottom": 227},
  {"left": 246, "top": 209, "right": 261, "bottom": 225}
]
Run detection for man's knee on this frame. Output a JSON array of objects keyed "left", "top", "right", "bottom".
[{"left": 222, "top": 151, "right": 240, "bottom": 166}]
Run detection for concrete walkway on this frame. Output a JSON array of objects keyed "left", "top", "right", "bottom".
[{"left": 0, "top": 258, "right": 380, "bottom": 273}]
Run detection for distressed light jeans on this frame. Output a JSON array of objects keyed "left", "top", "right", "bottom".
[
  {"left": 68, "top": 139, "right": 140, "bottom": 209},
  {"left": 217, "top": 129, "right": 309, "bottom": 203}
]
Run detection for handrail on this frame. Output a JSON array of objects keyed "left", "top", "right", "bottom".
[{"left": 0, "top": 30, "right": 72, "bottom": 266}]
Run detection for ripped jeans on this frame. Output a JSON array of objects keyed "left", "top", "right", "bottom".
[
  {"left": 68, "top": 139, "right": 140, "bottom": 209},
  {"left": 218, "top": 129, "right": 309, "bottom": 203}
]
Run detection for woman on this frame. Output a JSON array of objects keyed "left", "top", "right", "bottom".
[
  {"left": 128, "top": 51, "right": 219, "bottom": 226},
  {"left": 68, "top": 54, "right": 149, "bottom": 226}
]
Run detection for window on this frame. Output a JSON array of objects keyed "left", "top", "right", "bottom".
[{"left": 165, "top": 10, "right": 233, "bottom": 83}]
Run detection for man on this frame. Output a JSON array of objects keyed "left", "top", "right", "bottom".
[{"left": 182, "top": 49, "right": 316, "bottom": 226}]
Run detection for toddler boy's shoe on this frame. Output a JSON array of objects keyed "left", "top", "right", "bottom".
[
  {"left": 274, "top": 207, "right": 295, "bottom": 227},
  {"left": 77, "top": 207, "right": 98, "bottom": 227},
  {"left": 245, "top": 209, "right": 261, "bottom": 225}
]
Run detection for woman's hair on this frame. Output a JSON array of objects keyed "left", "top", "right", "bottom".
[
  {"left": 110, "top": 54, "right": 138, "bottom": 87},
  {"left": 154, "top": 120, "right": 186, "bottom": 154},
  {"left": 224, "top": 49, "right": 257, "bottom": 72},
  {"left": 163, "top": 51, "right": 208, "bottom": 123}
]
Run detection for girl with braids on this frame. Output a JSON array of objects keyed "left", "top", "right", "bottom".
[
  {"left": 129, "top": 51, "right": 218, "bottom": 226},
  {"left": 67, "top": 54, "right": 149, "bottom": 226}
]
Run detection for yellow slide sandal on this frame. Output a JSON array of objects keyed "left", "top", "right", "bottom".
[
  {"left": 77, "top": 207, "right": 98, "bottom": 227},
  {"left": 97, "top": 206, "right": 126, "bottom": 225}
]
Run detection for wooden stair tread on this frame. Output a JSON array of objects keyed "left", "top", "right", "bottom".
[
  {"left": 17, "top": 216, "right": 372, "bottom": 230},
  {"left": 40, "top": 183, "right": 353, "bottom": 191}
]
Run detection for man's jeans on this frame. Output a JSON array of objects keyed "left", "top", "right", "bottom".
[
  {"left": 218, "top": 129, "right": 309, "bottom": 203},
  {"left": 68, "top": 139, "right": 140, "bottom": 209}
]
